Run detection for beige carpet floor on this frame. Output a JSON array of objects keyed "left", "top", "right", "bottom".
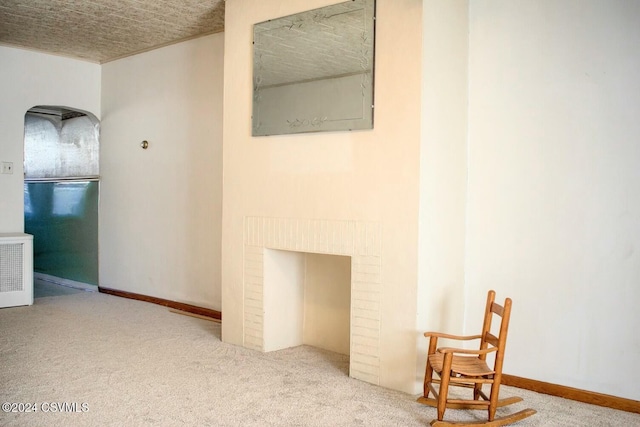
[{"left": 1, "top": 291, "right": 638, "bottom": 426}]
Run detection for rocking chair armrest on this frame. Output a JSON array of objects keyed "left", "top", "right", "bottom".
[
  {"left": 423, "top": 332, "right": 483, "bottom": 341},
  {"left": 437, "top": 346, "right": 498, "bottom": 355}
]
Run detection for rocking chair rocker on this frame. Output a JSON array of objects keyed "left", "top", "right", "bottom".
[{"left": 417, "top": 290, "right": 536, "bottom": 426}]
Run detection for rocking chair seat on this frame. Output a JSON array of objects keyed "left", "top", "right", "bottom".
[{"left": 428, "top": 353, "right": 494, "bottom": 377}]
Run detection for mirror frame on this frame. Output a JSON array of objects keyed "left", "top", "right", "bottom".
[{"left": 252, "top": 0, "right": 376, "bottom": 136}]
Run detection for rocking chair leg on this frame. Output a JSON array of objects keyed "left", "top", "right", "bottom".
[
  {"left": 488, "top": 379, "right": 502, "bottom": 421},
  {"left": 437, "top": 376, "right": 449, "bottom": 420},
  {"left": 473, "top": 383, "right": 482, "bottom": 401},
  {"left": 437, "top": 355, "right": 454, "bottom": 420},
  {"left": 424, "top": 337, "right": 438, "bottom": 398},
  {"left": 424, "top": 362, "right": 434, "bottom": 398}
]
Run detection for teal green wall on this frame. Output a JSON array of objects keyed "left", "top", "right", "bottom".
[{"left": 24, "top": 181, "right": 98, "bottom": 286}]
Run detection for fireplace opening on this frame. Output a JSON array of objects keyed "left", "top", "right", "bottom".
[{"left": 263, "top": 249, "right": 351, "bottom": 356}]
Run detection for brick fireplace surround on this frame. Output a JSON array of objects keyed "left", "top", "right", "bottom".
[{"left": 243, "top": 217, "right": 382, "bottom": 385}]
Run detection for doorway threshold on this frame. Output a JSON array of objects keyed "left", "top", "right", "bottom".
[{"left": 34, "top": 272, "right": 96, "bottom": 292}]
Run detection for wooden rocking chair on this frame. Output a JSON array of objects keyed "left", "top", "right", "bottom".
[{"left": 417, "top": 290, "right": 536, "bottom": 426}]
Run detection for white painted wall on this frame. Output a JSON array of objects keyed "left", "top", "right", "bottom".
[
  {"left": 466, "top": 0, "right": 640, "bottom": 400},
  {"left": 222, "top": 0, "right": 423, "bottom": 393},
  {"left": 100, "top": 34, "right": 224, "bottom": 310},
  {"left": 417, "top": 0, "right": 469, "bottom": 391},
  {"left": 0, "top": 46, "right": 101, "bottom": 233}
]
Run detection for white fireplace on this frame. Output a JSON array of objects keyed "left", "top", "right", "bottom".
[{"left": 243, "top": 217, "right": 381, "bottom": 385}]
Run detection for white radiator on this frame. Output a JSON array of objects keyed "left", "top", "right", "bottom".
[{"left": 0, "top": 233, "right": 33, "bottom": 308}]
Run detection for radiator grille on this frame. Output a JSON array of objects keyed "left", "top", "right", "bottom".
[{"left": 0, "top": 243, "right": 24, "bottom": 293}]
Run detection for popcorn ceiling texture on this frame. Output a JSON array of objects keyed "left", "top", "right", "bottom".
[{"left": 0, "top": 0, "right": 225, "bottom": 63}]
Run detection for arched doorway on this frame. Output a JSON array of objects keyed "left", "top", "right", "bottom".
[{"left": 23, "top": 106, "right": 99, "bottom": 297}]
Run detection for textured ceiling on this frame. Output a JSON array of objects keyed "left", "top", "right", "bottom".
[{"left": 0, "top": 0, "right": 225, "bottom": 63}]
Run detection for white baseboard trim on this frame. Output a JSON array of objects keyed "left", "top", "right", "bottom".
[{"left": 34, "top": 273, "right": 97, "bottom": 292}]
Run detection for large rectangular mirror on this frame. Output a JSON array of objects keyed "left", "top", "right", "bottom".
[{"left": 252, "top": 0, "right": 376, "bottom": 136}]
